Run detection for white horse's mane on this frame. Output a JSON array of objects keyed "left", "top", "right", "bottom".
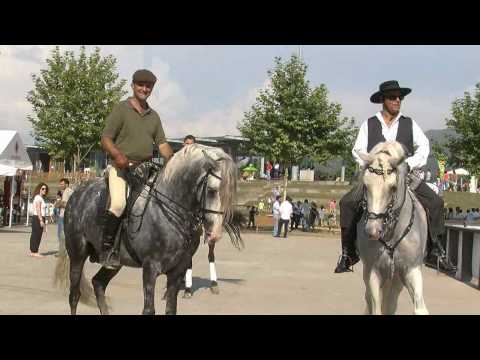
[
  {"left": 163, "top": 143, "right": 228, "bottom": 182},
  {"left": 368, "top": 141, "right": 406, "bottom": 165}
]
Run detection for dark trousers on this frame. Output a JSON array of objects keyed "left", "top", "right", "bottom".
[
  {"left": 248, "top": 217, "right": 255, "bottom": 228},
  {"left": 290, "top": 214, "right": 300, "bottom": 230},
  {"left": 277, "top": 219, "right": 289, "bottom": 237},
  {"left": 30, "top": 216, "right": 45, "bottom": 253},
  {"left": 340, "top": 181, "right": 445, "bottom": 249}
]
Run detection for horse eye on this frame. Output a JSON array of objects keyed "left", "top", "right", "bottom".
[{"left": 207, "top": 188, "right": 218, "bottom": 195}]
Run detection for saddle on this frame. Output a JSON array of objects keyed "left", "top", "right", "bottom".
[{"left": 94, "top": 162, "right": 161, "bottom": 264}]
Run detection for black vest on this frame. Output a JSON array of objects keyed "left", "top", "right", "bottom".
[{"left": 367, "top": 115, "right": 414, "bottom": 156}]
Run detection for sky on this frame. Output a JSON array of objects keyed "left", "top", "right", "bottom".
[{"left": 1, "top": 45, "right": 480, "bottom": 146}]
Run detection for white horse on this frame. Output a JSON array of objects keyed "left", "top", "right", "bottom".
[{"left": 357, "top": 141, "right": 429, "bottom": 315}]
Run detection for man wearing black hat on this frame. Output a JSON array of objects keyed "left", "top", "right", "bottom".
[
  {"left": 100, "top": 69, "right": 174, "bottom": 269},
  {"left": 334, "top": 80, "right": 456, "bottom": 274}
]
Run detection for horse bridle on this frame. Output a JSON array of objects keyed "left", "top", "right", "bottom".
[
  {"left": 361, "top": 165, "right": 416, "bottom": 257},
  {"left": 144, "top": 165, "right": 225, "bottom": 234},
  {"left": 361, "top": 166, "right": 396, "bottom": 224}
]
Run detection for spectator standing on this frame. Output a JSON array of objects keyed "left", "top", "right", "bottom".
[
  {"left": 248, "top": 206, "right": 258, "bottom": 228},
  {"left": 291, "top": 200, "right": 301, "bottom": 230},
  {"left": 267, "top": 197, "right": 272, "bottom": 212},
  {"left": 318, "top": 205, "right": 326, "bottom": 227},
  {"left": 257, "top": 200, "right": 265, "bottom": 213},
  {"left": 29, "top": 183, "right": 49, "bottom": 258},
  {"left": 265, "top": 161, "right": 273, "bottom": 181},
  {"left": 272, "top": 195, "right": 281, "bottom": 237},
  {"left": 310, "top": 202, "right": 319, "bottom": 231},
  {"left": 276, "top": 196, "right": 293, "bottom": 238},
  {"left": 273, "top": 163, "right": 280, "bottom": 179},
  {"left": 301, "top": 199, "right": 311, "bottom": 232},
  {"left": 54, "top": 178, "right": 74, "bottom": 256}
]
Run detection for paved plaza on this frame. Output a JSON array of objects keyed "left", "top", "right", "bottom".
[{"left": 0, "top": 224, "right": 479, "bottom": 315}]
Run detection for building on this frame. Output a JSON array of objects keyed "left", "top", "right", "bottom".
[{"left": 25, "top": 135, "right": 250, "bottom": 173}]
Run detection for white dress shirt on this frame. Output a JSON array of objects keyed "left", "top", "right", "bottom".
[
  {"left": 279, "top": 201, "right": 293, "bottom": 220},
  {"left": 352, "top": 111, "right": 430, "bottom": 169},
  {"left": 273, "top": 200, "right": 281, "bottom": 217}
]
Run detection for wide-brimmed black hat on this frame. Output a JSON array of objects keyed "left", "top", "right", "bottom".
[{"left": 370, "top": 80, "right": 411, "bottom": 104}]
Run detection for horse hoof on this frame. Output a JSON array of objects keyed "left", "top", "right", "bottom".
[
  {"left": 210, "top": 283, "right": 220, "bottom": 295},
  {"left": 183, "top": 289, "right": 193, "bottom": 299}
]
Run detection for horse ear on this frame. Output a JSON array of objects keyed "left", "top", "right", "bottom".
[
  {"left": 202, "top": 149, "right": 219, "bottom": 170},
  {"left": 356, "top": 150, "right": 373, "bottom": 164}
]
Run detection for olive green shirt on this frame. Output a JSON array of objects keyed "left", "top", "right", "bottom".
[{"left": 102, "top": 98, "right": 166, "bottom": 161}]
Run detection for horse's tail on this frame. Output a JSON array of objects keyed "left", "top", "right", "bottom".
[{"left": 53, "top": 249, "right": 97, "bottom": 308}]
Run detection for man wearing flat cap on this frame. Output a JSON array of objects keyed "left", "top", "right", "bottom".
[
  {"left": 100, "top": 69, "right": 173, "bottom": 269},
  {"left": 334, "top": 80, "right": 456, "bottom": 274}
]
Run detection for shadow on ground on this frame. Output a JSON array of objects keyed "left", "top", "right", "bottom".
[{"left": 190, "top": 276, "right": 244, "bottom": 294}]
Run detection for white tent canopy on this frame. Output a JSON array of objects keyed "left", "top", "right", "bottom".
[
  {"left": 0, "top": 130, "right": 33, "bottom": 228},
  {"left": 447, "top": 168, "right": 470, "bottom": 176},
  {"left": 0, "top": 130, "right": 33, "bottom": 176}
]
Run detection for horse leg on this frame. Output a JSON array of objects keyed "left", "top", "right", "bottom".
[
  {"left": 183, "top": 257, "right": 193, "bottom": 298},
  {"left": 380, "top": 279, "right": 392, "bottom": 315},
  {"left": 363, "top": 267, "right": 382, "bottom": 315},
  {"left": 69, "top": 256, "right": 87, "bottom": 315},
  {"left": 383, "top": 277, "right": 404, "bottom": 315},
  {"left": 403, "top": 266, "right": 429, "bottom": 315},
  {"left": 165, "top": 266, "right": 185, "bottom": 315},
  {"left": 92, "top": 266, "right": 122, "bottom": 315},
  {"left": 142, "top": 262, "right": 160, "bottom": 315},
  {"left": 208, "top": 242, "right": 219, "bottom": 294}
]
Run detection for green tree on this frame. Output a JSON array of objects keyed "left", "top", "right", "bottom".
[
  {"left": 446, "top": 83, "right": 480, "bottom": 174},
  {"left": 431, "top": 140, "right": 448, "bottom": 162},
  {"left": 238, "top": 54, "right": 357, "bottom": 197},
  {"left": 27, "top": 46, "right": 127, "bottom": 172}
]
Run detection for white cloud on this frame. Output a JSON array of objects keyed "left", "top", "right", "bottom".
[
  {"left": 161, "top": 78, "right": 270, "bottom": 138},
  {"left": 0, "top": 45, "right": 190, "bottom": 145}
]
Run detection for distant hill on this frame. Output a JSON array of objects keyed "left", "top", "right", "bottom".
[{"left": 425, "top": 128, "right": 458, "bottom": 147}]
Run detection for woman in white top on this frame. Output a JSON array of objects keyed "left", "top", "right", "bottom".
[{"left": 29, "top": 183, "right": 49, "bottom": 258}]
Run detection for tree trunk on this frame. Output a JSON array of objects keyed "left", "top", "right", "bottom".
[{"left": 283, "top": 166, "right": 289, "bottom": 201}]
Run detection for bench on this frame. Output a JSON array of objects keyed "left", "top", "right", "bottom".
[{"left": 254, "top": 214, "right": 275, "bottom": 232}]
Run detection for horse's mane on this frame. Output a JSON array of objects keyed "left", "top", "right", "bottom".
[
  {"left": 162, "top": 144, "right": 237, "bottom": 222},
  {"left": 369, "top": 141, "right": 406, "bottom": 164}
]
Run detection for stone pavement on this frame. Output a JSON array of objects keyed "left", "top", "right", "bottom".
[{"left": 0, "top": 224, "right": 479, "bottom": 315}]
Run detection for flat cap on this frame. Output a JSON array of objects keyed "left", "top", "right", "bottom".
[{"left": 132, "top": 69, "right": 157, "bottom": 84}]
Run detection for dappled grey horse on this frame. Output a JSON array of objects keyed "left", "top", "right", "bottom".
[
  {"left": 54, "top": 144, "right": 242, "bottom": 315},
  {"left": 357, "top": 141, "right": 429, "bottom": 315}
]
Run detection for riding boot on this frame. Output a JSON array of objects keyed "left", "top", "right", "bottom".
[
  {"left": 101, "top": 211, "right": 122, "bottom": 270},
  {"left": 334, "top": 226, "right": 360, "bottom": 273},
  {"left": 426, "top": 235, "right": 457, "bottom": 273}
]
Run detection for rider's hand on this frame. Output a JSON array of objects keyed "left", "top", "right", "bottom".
[{"left": 114, "top": 152, "right": 129, "bottom": 169}]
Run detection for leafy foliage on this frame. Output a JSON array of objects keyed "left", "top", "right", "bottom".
[
  {"left": 27, "top": 46, "right": 127, "bottom": 170},
  {"left": 446, "top": 83, "right": 480, "bottom": 174},
  {"left": 238, "top": 55, "right": 357, "bottom": 171}
]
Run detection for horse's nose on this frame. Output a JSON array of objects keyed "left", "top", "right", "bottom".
[{"left": 367, "top": 224, "right": 383, "bottom": 241}]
